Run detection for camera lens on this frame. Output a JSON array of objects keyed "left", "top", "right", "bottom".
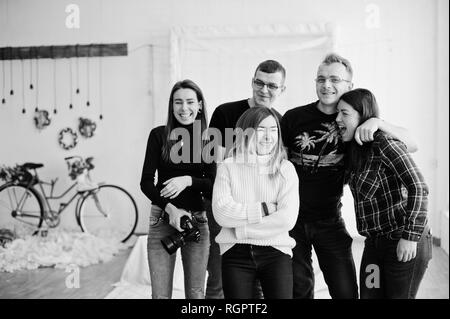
[
  {"left": 161, "top": 233, "right": 186, "bottom": 255},
  {"left": 160, "top": 216, "right": 201, "bottom": 254}
]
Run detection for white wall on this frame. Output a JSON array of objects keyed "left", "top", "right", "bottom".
[{"left": 0, "top": 0, "right": 448, "bottom": 240}]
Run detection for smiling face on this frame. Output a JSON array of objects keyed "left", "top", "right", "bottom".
[
  {"left": 316, "top": 62, "right": 353, "bottom": 111},
  {"left": 336, "top": 100, "right": 361, "bottom": 142},
  {"left": 252, "top": 70, "right": 285, "bottom": 108},
  {"left": 172, "top": 88, "right": 201, "bottom": 125},
  {"left": 255, "top": 115, "right": 279, "bottom": 155}
]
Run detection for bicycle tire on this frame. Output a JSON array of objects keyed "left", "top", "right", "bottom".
[
  {"left": 0, "top": 183, "right": 44, "bottom": 234},
  {"left": 77, "top": 184, "right": 138, "bottom": 243}
]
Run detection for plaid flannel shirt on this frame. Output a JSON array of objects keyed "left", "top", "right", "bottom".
[{"left": 348, "top": 131, "right": 428, "bottom": 242}]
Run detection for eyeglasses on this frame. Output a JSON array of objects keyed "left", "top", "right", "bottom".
[
  {"left": 252, "top": 79, "right": 281, "bottom": 91},
  {"left": 315, "top": 76, "right": 352, "bottom": 85}
]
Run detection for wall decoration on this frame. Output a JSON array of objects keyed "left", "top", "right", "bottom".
[
  {"left": 58, "top": 127, "right": 78, "bottom": 150},
  {"left": 29, "top": 49, "right": 34, "bottom": 90},
  {"left": 34, "top": 109, "right": 51, "bottom": 130},
  {"left": 75, "top": 44, "right": 80, "bottom": 95},
  {"left": 35, "top": 57, "right": 39, "bottom": 112},
  {"left": 0, "top": 43, "right": 127, "bottom": 122},
  {"left": 78, "top": 117, "right": 96, "bottom": 138},
  {"left": 98, "top": 52, "right": 103, "bottom": 120},
  {"left": 20, "top": 55, "right": 26, "bottom": 114},
  {"left": 86, "top": 45, "right": 90, "bottom": 107},
  {"left": 1, "top": 53, "right": 5, "bottom": 104},
  {"left": 52, "top": 52, "right": 58, "bottom": 115},
  {"left": 68, "top": 52, "right": 73, "bottom": 109},
  {"left": 9, "top": 48, "right": 13, "bottom": 96}
]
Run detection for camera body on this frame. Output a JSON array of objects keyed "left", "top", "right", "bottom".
[{"left": 161, "top": 215, "right": 200, "bottom": 255}]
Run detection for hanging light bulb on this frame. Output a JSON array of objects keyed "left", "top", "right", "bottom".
[
  {"left": 52, "top": 47, "right": 57, "bottom": 115},
  {"left": 86, "top": 44, "right": 91, "bottom": 107},
  {"left": 1, "top": 56, "right": 5, "bottom": 104},
  {"left": 9, "top": 47, "right": 14, "bottom": 96},
  {"left": 21, "top": 55, "right": 26, "bottom": 114},
  {"left": 29, "top": 47, "right": 34, "bottom": 90},
  {"left": 75, "top": 44, "right": 80, "bottom": 94},
  {"left": 68, "top": 46, "right": 73, "bottom": 109}
]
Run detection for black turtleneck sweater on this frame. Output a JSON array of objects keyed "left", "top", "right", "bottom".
[{"left": 140, "top": 124, "right": 216, "bottom": 212}]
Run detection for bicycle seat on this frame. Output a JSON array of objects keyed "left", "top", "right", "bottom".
[{"left": 22, "top": 163, "right": 44, "bottom": 170}]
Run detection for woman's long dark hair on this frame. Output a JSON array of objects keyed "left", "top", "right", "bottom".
[
  {"left": 339, "top": 88, "right": 380, "bottom": 174},
  {"left": 162, "top": 79, "right": 208, "bottom": 162}
]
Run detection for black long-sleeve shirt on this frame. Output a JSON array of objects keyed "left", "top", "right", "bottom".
[{"left": 140, "top": 124, "right": 216, "bottom": 212}]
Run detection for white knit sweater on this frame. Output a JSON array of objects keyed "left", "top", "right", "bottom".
[{"left": 212, "top": 155, "right": 300, "bottom": 257}]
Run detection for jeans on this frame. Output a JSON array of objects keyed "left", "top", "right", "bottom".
[
  {"left": 147, "top": 205, "right": 210, "bottom": 299},
  {"left": 221, "top": 244, "right": 293, "bottom": 299},
  {"left": 206, "top": 199, "right": 264, "bottom": 299},
  {"left": 204, "top": 199, "right": 224, "bottom": 299},
  {"left": 359, "top": 225, "right": 432, "bottom": 299},
  {"left": 290, "top": 216, "right": 358, "bottom": 299}
]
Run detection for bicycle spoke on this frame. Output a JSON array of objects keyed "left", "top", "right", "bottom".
[
  {"left": 79, "top": 185, "right": 137, "bottom": 243},
  {"left": 0, "top": 184, "right": 43, "bottom": 233}
]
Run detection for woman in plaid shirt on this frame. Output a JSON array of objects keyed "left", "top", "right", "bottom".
[{"left": 336, "top": 88, "right": 432, "bottom": 299}]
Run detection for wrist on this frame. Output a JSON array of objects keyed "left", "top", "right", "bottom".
[
  {"left": 186, "top": 176, "right": 192, "bottom": 186},
  {"left": 165, "top": 202, "right": 175, "bottom": 213}
]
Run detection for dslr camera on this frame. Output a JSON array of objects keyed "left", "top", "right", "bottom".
[{"left": 161, "top": 215, "right": 200, "bottom": 255}]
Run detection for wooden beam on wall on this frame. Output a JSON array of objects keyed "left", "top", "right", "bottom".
[{"left": 0, "top": 43, "right": 128, "bottom": 60}]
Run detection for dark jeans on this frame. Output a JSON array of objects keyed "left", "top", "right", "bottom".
[
  {"left": 147, "top": 205, "right": 210, "bottom": 299},
  {"left": 290, "top": 216, "right": 358, "bottom": 299},
  {"left": 221, "top": 244, "right": 293, "bottom": 299},
  {"left": 205, "top": 200, "right": 224, "bottom": 299},
  {"left": 359, "top": 225, "right": 432, "bottom": 299},
  {"left": 205, "top": 200, "right": 263, "bottom": 299}
]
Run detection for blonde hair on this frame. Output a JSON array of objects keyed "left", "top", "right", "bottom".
[{"left": 230, "top": 107, "right": 286, "bottom": 178}]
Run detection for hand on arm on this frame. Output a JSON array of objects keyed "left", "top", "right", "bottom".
[
  {"left": 355, "top": 118, "right": 418, "bottom": 153},
  {"left": 160, "top": 176, "right": 192, "bottom": 199}
]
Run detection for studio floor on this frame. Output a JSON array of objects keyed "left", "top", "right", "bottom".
[{"left": 0, "top": 236, "right": 448, "bottom": 299}]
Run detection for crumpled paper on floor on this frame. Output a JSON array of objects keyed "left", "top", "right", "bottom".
[{"left": 0, "top": 228, "right": 127, "bottom": 272}]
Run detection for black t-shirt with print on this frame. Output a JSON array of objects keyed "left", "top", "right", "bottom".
[{"left": 281, "top": 101, "right": 345, "bottom": 222}]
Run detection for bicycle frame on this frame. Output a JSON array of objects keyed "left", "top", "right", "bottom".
[{"left": 35, "top": 179, "right": 79, "bottom": 215}]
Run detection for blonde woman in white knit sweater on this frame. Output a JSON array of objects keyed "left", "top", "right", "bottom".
[{"left": 212, "top": 106, "right": 299, "bottom": 299}]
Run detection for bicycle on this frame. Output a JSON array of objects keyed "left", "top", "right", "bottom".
[{"left": 0, "top": 156, "right": 138, "bottom": 243}]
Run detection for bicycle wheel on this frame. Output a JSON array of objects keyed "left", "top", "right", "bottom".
[
  {"left": 78, "top": 184, "right": 138, "bottom": 243},
  {"left": 0, "top": 183, "right": 44, "bottom": 235}
]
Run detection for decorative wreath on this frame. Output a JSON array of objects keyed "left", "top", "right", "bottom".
[
  {"left": 34, "top": 109, "right": 51, "bottom": 130},
  {"left": 58, "top": 128, "right": 78, "bottom": 150},
  {"left": 78, "top": 117, "right": 97, "bottom": 138}
]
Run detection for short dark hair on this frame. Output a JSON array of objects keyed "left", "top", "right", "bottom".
[{"left": 254, "top": 60, "right": 286, "bottom": 82}]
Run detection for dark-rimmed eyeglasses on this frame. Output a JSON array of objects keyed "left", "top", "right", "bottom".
[
  {"left": 252, "top": 79, "right": 281, "bottom": 91},
  {"left": 315, "top": 76, "right": 352, "bottom": 85}
]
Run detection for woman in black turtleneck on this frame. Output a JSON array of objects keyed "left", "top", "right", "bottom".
[{"left": 140, "top": 79, "right": 215, "bottom": 299}]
